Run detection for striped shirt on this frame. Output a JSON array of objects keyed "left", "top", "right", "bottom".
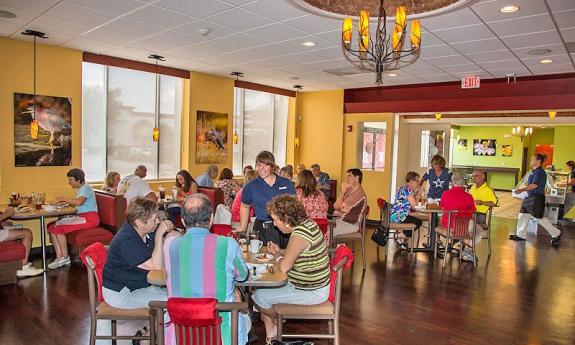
[
  {"left": 163, "top": 228, "right": 248, "bottom": 345},
  {"left": 288, "top": 221, "right": 330, "bottom": 290}
]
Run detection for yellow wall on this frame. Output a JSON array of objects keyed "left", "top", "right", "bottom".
[
  {"left": 187, "top": 72, "right": 235, "bottom": 178},
  {"left": 0, "top": 38, "right": 83, "bottom": 246},
  {"left": 298, "top": 90, "right": 345, "bottom": 183},
  {"left": 343, "top": 113, "right": 394, "bottom": 219}
]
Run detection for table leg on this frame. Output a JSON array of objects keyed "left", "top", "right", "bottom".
[
  {"left": 40, "top": 216, "right": 47, "bottom": 270},
  {"left": 411, "top": 213, "right": 437, "bottom": 253}
]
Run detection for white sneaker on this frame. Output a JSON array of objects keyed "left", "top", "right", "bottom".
[
  {"left": 48, "top": 256, "right": 71, "bottom": 270},
  {"left": 17, "top": 265, "right": 45, "bottom": 277}
]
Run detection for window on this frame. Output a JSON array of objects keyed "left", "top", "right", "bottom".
[
  {"left": 82, "top": 62, "right": 182, "bottom": 181},
  {"left": 232, "top": 88, "right": 289, "bottom": 175},
  {"left": 357, "top": 122, "right": 386, "bottom": 171},
  {"left": 420, "top": 130, "right": 445, "bottom": 167}
]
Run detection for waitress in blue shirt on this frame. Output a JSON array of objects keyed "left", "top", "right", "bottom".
[
  {"left": 236, "top": 151, "right": 295, "bottom": 248},
  {"left": 48, "top": 168, "right": 101, "bottom": 269},
  {"left": 420, "top": 155, "right": 452, "bottom": 200},
  {"left": 510, "top": 153, "right": 562, "bottom": 245}
]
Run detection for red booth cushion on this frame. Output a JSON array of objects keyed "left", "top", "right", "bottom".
[
  {"left": 95, "top": 191, "right": 126, "bottom": 228},
  {"left": 198, "top": 187, "right": 224, "bottom": 213},
  {"left": 0, "top": 241, "right": 26, "bottom": 262},
  {"left": 66, "top": 227, "right": 114, "bottom": 248}
]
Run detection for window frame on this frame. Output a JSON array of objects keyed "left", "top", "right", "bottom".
[{"left": 81, "top": 62, "right": 182, "bottom": 182}]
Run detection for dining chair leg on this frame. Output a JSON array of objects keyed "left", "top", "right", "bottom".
[
  {"left": 434, "top": 236, "right": 438, "bottom": 259},
  {"left": 277, "top": 315, "right": 283, "bottom": 341},
  {"left": 443, "top": 235, "right": 449, "bottom": 268},
  {"left": 149, "top": 314, "right": 156, "bottom": 345},
  {"left": 89, "top": 317, "right": 96, "bottom": 345},
  {"left": 111, "top": 320, "right": 117, "bottom": 345},
  {"left": 410, "top": 232, "right": 414, "bottom": 254},
  {"left": 333, "top": 319, "right": 340, "bottom": 345},
  {"left": 361, "top": 240, "right": 366, "bottom": 271}
]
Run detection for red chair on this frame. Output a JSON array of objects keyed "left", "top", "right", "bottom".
[
  {"left": 149, "top": 299, "right": 248, "bottom": 345},
  {"left": 275, "top": 244, "right": 354, "bottom": 345},
  {"left": 210, "top": 224, "right": 233, "bottom": 237},
  {"left": 376, "top": 198, "right": 418, "bottom": 255},
  {"left": 81, "top": 243, "right": 156, "bottom": 345}
]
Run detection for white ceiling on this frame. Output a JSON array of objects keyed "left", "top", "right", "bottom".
[{"left": 1, "top": 0, "right": 574, "bottom": 91}]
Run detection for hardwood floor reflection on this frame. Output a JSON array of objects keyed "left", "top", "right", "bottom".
[{"left": 1, "top": 217, "right": 574, "bottom": 345}]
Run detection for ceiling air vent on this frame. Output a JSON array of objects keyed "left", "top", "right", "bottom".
[
  {"left": 566, "top": 41, "right": 575, "bottom": 53},
  {"left": 324, "top": 67, "right": 371, "bottom": 76}
]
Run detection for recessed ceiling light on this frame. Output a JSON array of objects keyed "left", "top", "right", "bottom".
[
  {"left": 500, "top": 5, "right": 520, "bottom": 13},
  {"left": 387, "top": 73, "right": 397, "bottom": 77},
  {"left": 302, "top": 41, "right": 316, "bottom": 47},
  {"left": 540, "top": 59, "right": 553, "bottom": 64},
  {"left": 0, "top": 10, "right": 17, "bottom": 18},
  {"left": 527, "top": 48, "right": 552, "bottom": 56}
]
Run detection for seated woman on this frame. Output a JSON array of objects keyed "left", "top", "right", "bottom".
[
  {"left": 102, "top": 197, "right": 173, "bottom": 309},
  {"left": 253, "top": 195, "right": 330, "bottom": 344},
  {"left": 103, "top": 171, "right": 120, "bottom": 193},
  {"left": 215, "top": 168, "right": 241, "bottom": 208},
  {"left": 0, "top": 207, "right": 44, "bottom": 277},
  {"left": 167, "top": 170, "right": 198, "bottom": 223},
  {"left": 332, "top": 168, "right": 367, "bottom": 237},
  {"left": 48, "top": 168, "right": 101, "bottom": 270},
  {"left": 295, "top": 169, "right": 328, "bottom": 219},
  {"left": 389, "top": 171, "right": 423, "bottom": 250},
  {"left": 231, "top": 169, "right": 257, "bottom": 224}
]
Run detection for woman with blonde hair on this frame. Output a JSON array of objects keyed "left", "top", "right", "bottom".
[{"left": 104, "top": 171, "right": 120, "bottom": 193}]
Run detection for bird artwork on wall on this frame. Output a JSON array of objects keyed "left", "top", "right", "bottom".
[{"left": 13, "top": 93, "right": 72, "bottom": 166}]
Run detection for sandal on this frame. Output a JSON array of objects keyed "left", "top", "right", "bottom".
[{"left": 266, "top": 336, "right": 278, "bottom": 345}]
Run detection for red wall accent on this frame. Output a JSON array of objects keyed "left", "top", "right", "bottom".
[{"left": 344, "top": 73, "right": 575, "bottom": 113}]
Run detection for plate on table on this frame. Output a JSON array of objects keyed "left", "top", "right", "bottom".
[
  {"left": 255, "top": 253, "right": 274, "bottom": 262},
  {"left": 246, "top": 263, "right": 272, "bottom": 279}
]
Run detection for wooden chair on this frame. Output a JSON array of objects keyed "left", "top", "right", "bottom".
[
  {"left": 434, "top": 211, "right": 479, "bottom": 267},
  {"left": 376, "top": 198, "right": 418, "bottom": 255},
  {"left": 148, "top": 299, "right": 249, "bottom": 345},
  {"left": 82, "top": 243, "right": 156, "bottom": 345},
  {"left": 332, "top": 207, "right": 369, "bottom": 270},
  {"left": 478, "top": 205, "right": 494, "bottom": 257},
  {"left": 275, "top": 256, "right": 349, "bottom": 345}
]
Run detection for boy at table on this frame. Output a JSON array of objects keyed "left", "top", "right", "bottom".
[
  {"left": 0, "top": 207, "right": 44, "bottom": 277},
  {"left": 163, "top": 194, "right": 250, "bottom": 345}
]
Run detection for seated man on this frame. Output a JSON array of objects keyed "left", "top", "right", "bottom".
[
  {"left": 196, "top": 164, "right": 219, "bottom": 187},
  {"left": 118, "top": 165, "right": 157, "bottom": 203},
  {"left": 469, "top": 169, "right": 498, "bottom": 228},
  {"left": 332, "top": 168, "right": 367, "bottom": 237},
  {"left": 440, "top": 173, "right": 481, "bottom": 262},
  {"left": 163, "top": 194, "right": 250, "bottom": 345},
  {"left": 0, "top": 207, "right": 44, "bottom": 277},
  {"left": 311, "top": 164, "right": 331, "bottom": 200}
]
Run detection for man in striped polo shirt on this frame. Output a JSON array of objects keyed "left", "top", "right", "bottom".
[{"left": 163, "top": 194, "right": 250, "bottom": 345}]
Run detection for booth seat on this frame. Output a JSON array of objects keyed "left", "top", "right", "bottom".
[
  {"left": 0, "top": 241, "right": 25, "bottom": 285},
  {"left": 67, "top": 190, "right": 126, "bottom": 260},
  {"left": 198, "top": 187, "right": 224, "bottom": 213}
]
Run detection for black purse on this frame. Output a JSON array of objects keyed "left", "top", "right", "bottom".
[{"left": 371, "top": 224, "right": 388, "bottom": 246}]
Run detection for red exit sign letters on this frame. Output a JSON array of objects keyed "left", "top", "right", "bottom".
[{"left": 461, "top": 75, "right": 480, "bottom": 89}]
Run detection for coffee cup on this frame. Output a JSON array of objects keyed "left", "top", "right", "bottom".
[
  {"left": 238, "top": 238, "right": 248, "bottom": 252},
  {"left": 249, "top": 239, "right": 263, "bottom": 254}
]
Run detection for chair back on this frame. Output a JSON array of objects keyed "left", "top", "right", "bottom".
[
  {"left": 332, "top": 255, "right": 349, "bottom": 323},
  {"left": 377, "top": 198, "right": 390, "bottom": 231},
  {"left": 443, "top": 211, "right": 475, "bottom": 238},
  {"left": 210, "top": 224, "right": 233, "bottom": 237},
  {"left": 314, "top": 218, "right": 329, "bottom": 235},
  {"left": 167, "top": 298, "right": 222, "bottom": 345},
  {"left": 359, "top": 206, "right": 370, "bottom": 235},
  {"left": 81, "top": 242, "right": 108, "bottom": 314}
]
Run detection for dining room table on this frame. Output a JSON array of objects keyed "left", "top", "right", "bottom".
[
  {"left": 147, "top": 246, "right": 288, "bottom": 288},
  {"left": 410, "top": 205, "right": 457, "bottom": 253},
  {"left": 2, "top": 203, "right": 77, "bottom": 270}
]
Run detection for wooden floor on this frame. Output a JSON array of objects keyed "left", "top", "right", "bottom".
[{"left": 1, "top": 217, "right": 574, "bottom": 345}]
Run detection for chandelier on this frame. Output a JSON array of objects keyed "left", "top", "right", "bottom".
[
  {"left": 341, "top": 0, "right": 421, "bottom": 85},
  {"left": 512, "top": 126, "right": 533, "bottom": 141}
]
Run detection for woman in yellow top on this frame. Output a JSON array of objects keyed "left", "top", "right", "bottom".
[{"left": 252, "top": 195, "right": 330, "bottom": 344}]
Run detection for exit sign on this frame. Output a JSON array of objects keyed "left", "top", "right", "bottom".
[{"left": 461, "top": 75, "right": 480, "bottom": 89}]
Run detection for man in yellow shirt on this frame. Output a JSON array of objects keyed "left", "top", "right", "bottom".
[{"left": 469, "top": 170, "right": 499, "bottom": 226}]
